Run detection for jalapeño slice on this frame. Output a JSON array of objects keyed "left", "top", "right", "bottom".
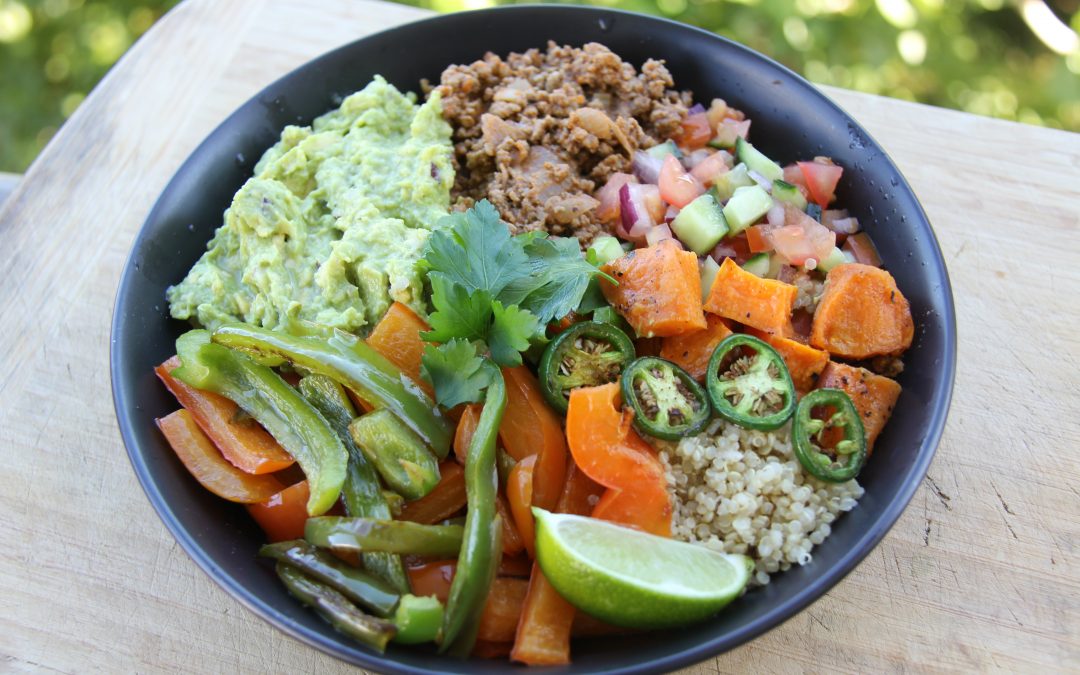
[
  {"left": 706, "top": 334, "right": 796, "bottom": 430},
  {"left": 539, "top": 321, "right": 636, "bottom": 414},
  {"left": 620, "top": 357, "right": 711, "bottom": 440},
  {"left": 792, "top": 388, "right": 867, "bottom": 482}
]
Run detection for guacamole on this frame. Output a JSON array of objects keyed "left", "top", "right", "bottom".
[{"left": 167, "top": 76, "right": 454, "bottom": 334}]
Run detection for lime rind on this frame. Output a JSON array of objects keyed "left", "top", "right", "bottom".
[{"left": 532, "top": 508, "right": 751, "bottom": 629}]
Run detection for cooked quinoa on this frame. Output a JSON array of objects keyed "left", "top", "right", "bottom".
[{"left": 658, "top": 418, "right": 864, "bottom": 587}]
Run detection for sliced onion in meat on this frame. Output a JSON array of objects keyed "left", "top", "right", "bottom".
[{"left": 632, "top": 150, "right": 664, "bottom": 185}]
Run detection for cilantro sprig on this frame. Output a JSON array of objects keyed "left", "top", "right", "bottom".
[{"left": 418, "top": 200, "right": 614, "bottom": 407}]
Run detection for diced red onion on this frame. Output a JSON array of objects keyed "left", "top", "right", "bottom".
[
  {"left": 681, "top": 149, "right": 711, "bottom": 170},
  {"left": 688, "top": 103, "right": 706, "bottom": 115},
  {"left": 664, "top": 205, "right": 680, "bottom": 223},
  {"left": 776, "top": 265, "right": 798, "bottom": 284},
  {"left": 708, "top": 235, "right": 750, "bottom": 265},
  {"left": 748, "top": 170, "right": 773, "bottom": 192},
  {"left": 646, "top": 223, "right": 682, "bottom": 248},
  {"left": 766, "top": 203, "right": 786, "bottom": 228},
  {"left": 619, "top": 183, "right": 657, "bottom": 242},
  {"left": 632, "top": 150, "right": 663, "bottom": 185},
  {"left": 826, "top": 217, "right": 860, "bottom": 234}
]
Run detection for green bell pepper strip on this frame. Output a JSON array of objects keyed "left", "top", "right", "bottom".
[
  {"left": 259, "top": 540, "right": 399, "bottom": 617},
  {"left": 305, "top": 517, "right": 464, "bottom": 557},
  {"left": 211, "top": 323, "right": 453, "bottom": 458},
  {"left": 382, "top": 490, "right": 405, "bottom": 517},
  {"left": 349, "top": 409, "right": 441, "bottom": 501},
  {"left": 275, "top": 563, "right": 396, "bottom": 652},
  {"left": 439, "top": 364, "right": 505, "bottom": 657},
  {"left": 620, "top": 356, "right": 711, "bottom": 440},
  {"left": 496, "top": 447, "right": 516, "bottom": 488},
  {"left": 172, "top": 330, "right": 346, "bottom": 515},
  {"left": 705, "top": 333, "right": 797, "bottom": 431},
  {"left": 539, "top": 320, "right": 636, "bottom": 414},
  {"left": 392, "top": 594, "right": 445, "bottom": 644},
  {"left": 297, "top": 375, "right": 410, "bottom": 594},
  {"left": 792, "top": 388, "right": 868, "bottom": 483}
]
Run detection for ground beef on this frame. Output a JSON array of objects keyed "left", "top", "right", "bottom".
[{"left": 431, "top": 42, "right": 691, "bottom": 243}]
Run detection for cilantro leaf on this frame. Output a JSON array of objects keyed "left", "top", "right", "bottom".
[
  {"left": 487, "top": 301, "right": 542, "bottom": 367},
  {"left": 501, "top": 236, "right": 617, "bottom": 323},
  {"left": 422, "top": 274, "right": 493, "bottom": 343},
  {"left": 422, "top": 200, "right": 528, "bottom": 297},
  {"left": 420, "top": 339, "right": 497, "bottom": 408}
]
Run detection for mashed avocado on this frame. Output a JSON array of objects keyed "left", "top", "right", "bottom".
[{"left": 167, "top": 76, "right": 454, "bottom": 333}]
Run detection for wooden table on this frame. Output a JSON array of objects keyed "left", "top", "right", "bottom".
[{"left": 2, "top": 0, "right": 1077, "bottom": 671}]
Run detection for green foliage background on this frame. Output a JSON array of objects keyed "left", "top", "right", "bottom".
[{"left": 1, "top": 0, "right": 1077, "bottom": 173}]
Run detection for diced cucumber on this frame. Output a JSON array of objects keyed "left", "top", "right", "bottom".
[
  {"left": 710, "top": 163, "right": 755, "bottom": 202},
  {"left": 699, "top": 256, "right": 721, "bottom": 304},
  {"left": 722, "top": 185, "right": 773, "bottom": 234},
  {"left": 671, "top": 194, "right": 729, "bottom": 254},
  {"left": 735, "top": 138, "right": 783, "bottom": 182},
  {"left": 588, "top": 235, "right": 626, "bottom": 266},
  {"left": 646, "top": 140, "right": 682, "bottom": 160},
  {"left": 742, "top": 253, "right": 771, "bottom": 277},
  {"left": 772, "top": 179, "right": 807, "bottom": 210},
  {"left": 816, "top": 246, "right": 850, "bottom": 273}
]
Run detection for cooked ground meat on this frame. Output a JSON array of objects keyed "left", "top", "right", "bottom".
[{"left": 432, "top": 42, "right": 691, "bottom": 243}]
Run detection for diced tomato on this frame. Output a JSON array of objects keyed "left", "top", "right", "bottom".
[
  {"left": 658, "top": 155, "right": 704, "bottom": 209},
  {"left": 675, "top": 112, "right": 712, "bottom": 150},
  {"left": 640, "top": 184, "right": 666, "bottom": 223},
  {"left": 596, "top": 173, "right": 636, "bottom": 224},
  {"left": 711, "top": 118, "right": 751, "bottom": 148},
  {"left": 689, "top": 151, "right": 730, "bottom": 186},
  {"left": 745, "top": 225, "right": 773, "bottom": 253},
  {"left": 770, "top": 207, "right": 836, "bottom": 266},
  {"left": 797, "top": 160, "right": 843, "bottom": 209},
  {"left": 782, "top": 164, "right": 811, "bottom": 201}
]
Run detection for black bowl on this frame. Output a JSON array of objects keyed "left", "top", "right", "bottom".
[{"left": 111, "top": 6, "right": 956, "bottom": 673}]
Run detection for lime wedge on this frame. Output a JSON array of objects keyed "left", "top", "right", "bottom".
[{"left": 532, "top": 508, "right": 752, "bottom": 629}]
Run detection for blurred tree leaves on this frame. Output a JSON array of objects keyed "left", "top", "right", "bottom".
[
  {"left": 0, "top": 0, "right": 1076, "bottom": 173},
  {"left": 0, "top": 0, "right": 179, "bottom": 172}
]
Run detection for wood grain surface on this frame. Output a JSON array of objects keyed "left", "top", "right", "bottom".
[{"left": 1, "top": 0, "right": 1078, "bottom": 672}]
